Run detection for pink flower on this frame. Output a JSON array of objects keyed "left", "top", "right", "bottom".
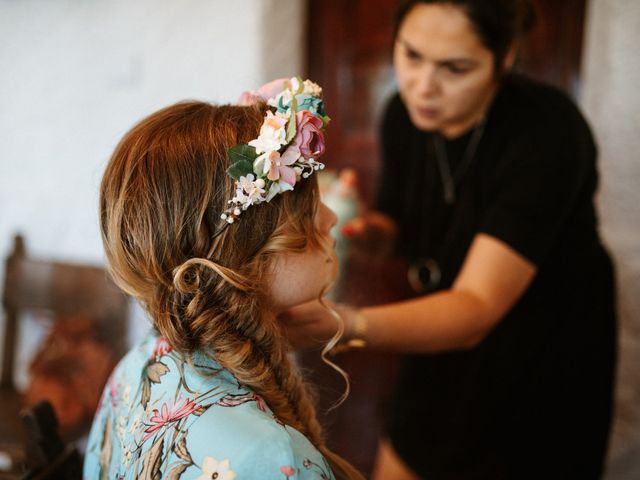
[
  {"left": 266, "top": 147, "right": 300, "bottom": 186},
  {"left": 143, "top": 396, "right": 199, "bottom": 441},
  {"left": 253, "top": 393, "right": 268, "bottom": 412},
  {"left": 238, "top": 78, "right": 289, "bottom": 105},
  {"left": 109, "top": 375, "right": 118, "bottom": 409},
  {"left": 280, "top": 465, "right": 296, "bottom": 477},
  {"left": 291, "top": 110, "right": 325, "bottom": 159},
  {"left": 153, "top": 336, "right": 171, "bottom": 358}
]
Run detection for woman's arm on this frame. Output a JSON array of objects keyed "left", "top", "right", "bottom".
[
  {"left": 282, "top": 233, "right": 536, "bottom": 353},
  {"left": 361, "top": 233, "right": 536, "bottom": 352}
]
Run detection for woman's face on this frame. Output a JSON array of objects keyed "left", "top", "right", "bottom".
[
  {"left": 269, "top": 201, "right": 338, "bottom": 312},
  {"left": 393, "top": 3, "right": 499, "bottom": 137}
]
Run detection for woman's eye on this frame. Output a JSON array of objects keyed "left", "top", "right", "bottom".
[
  {"left": 405, "top": 49, "right": 421, "bottom": 61},
  {"left": 445, "top": 64, "right": 470, "bottom": 75}
]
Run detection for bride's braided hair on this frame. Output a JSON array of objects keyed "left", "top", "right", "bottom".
[{"left": 100, "top": 101, "right": 362, "bottom": 479}]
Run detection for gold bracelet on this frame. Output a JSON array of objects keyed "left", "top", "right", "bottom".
[
  {"left": 330, "top": 306, "right": 367, "bottom": 355},
  {"left": 345, "top": 309, "right": 367, "bottom": 349}
]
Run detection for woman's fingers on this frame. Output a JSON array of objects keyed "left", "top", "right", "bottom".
[
  {"left": 278, "top": 300, "right": 339, "bottom": 350},
  {"left": 341, "top": 216, "right": 367, "bottom": 237}
]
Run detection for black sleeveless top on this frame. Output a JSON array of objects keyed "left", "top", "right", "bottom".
[{"left": 377, "top": 75, "right": 616, "bottom": 479}]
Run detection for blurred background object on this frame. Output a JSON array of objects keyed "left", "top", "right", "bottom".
[
  {"left": 0, "top": 234, "right": 127, "bottom": 476},
  {"left": 20, "top": 400, "right": 83, "bottom": 480}
]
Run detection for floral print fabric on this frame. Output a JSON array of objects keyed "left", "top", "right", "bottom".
[{"left": 83, "top": 331, "right": 334, "bottom": 479}]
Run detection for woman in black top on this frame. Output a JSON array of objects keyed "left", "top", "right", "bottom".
[{"left": 283, "top": 1, "right": 617, "bottom": 478}]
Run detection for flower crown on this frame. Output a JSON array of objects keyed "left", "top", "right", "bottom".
[{"left": 221, "top": 77, "right": 330, "bottom": 224}]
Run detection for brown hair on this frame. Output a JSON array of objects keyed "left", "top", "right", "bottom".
[
  {"left": 100, "top": 101, "right": 362, "bottom": 479},
  {"left": 394, "top": 0, "right": 536, "bottom": 73}
]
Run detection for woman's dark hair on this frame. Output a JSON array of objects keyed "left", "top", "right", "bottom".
[{"left": 394, "top": 0, "right": 536, "bottom": 72}]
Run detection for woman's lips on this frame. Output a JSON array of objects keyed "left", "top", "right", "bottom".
[{"left": 415, "top": 106, "right": 440, "bottom": 118}]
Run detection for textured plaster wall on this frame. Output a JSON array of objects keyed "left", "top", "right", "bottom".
[
  {"left": 581, "top": 0, "right": 640, "bottom": 478},
  {"left": 0, "top": 0, "right": 306, "bottom": 384}
]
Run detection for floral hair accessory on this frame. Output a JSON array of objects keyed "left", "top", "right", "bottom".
[{"left": 221, "top": 77, "right": 330, "bottom": 224}]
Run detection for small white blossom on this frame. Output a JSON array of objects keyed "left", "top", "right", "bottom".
[
  {"left": 268, "top": 87, "right": 294, "bottom": 109},
  {"left": 247, "top": 111, "right": 288, "bottom": 154},
  {"left": 196, "top": 457, "right": 237, "bottom": 480},
  {"left": 303, "top": 79, "right": 322, "bottom": 96},
  {"left": 265, "top": 180, "right": 294, "bottom": 202},
  {"left": 232, "top": 174, "right": 266, "bottom": 208}
]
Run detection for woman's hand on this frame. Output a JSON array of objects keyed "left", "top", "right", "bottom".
[
  {"left": 278, "top": 299, "right": 345, "bottom": 350},
  {"left": 341, "top": 210, "right": 398, "bottom": 259}
]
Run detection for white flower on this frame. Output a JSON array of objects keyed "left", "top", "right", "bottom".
[
  {"left": 268, "top": 88, "right": 293, "bottom": 109},
  {"left": 303, "top": 79, "right": 322, "bottom": 96},
  {"left": 232, "top": 174, "right": 266, "bottom": 207},
  {"left": 116, "top": 415, "right": 126, "bottom": 442},
  {"left": 265, "top": 180, "right": 294, "bottom": 202},
  {"left": 123, "top": 447, "right": 132, "bottom": 466},
  {"left": 253, "top": 151, "right": 273, "bottom": 177},
  {"left": 248, "top": 111, "right": 288, "bottom": 153},
  {"left": 290, "top": 76, "right": 301, "bottom": 92},
  {"left": 123, "top": 385, "right": 131, "bottom": 406},
  {"left": 128, "top": 413, "right": 141, "bottom": 434},
  {"left": 196, "top": 457, "right": 237, "bottom": 480}
]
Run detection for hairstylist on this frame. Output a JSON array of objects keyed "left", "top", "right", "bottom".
[{"left": 282, "top": 1, "right": 617, "bottom": 478}]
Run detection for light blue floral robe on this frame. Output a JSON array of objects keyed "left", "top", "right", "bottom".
[{"left": 83, "top": 331, "right": 335, "bottom": 480}]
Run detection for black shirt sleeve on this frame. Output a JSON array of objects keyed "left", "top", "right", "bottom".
[{"left": 479, "top": 108, "right": 596, "bottom": 266}]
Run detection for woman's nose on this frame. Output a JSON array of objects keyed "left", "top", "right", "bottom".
[{"left": 417, "top": 65, "right": 440, "bottom": 97}]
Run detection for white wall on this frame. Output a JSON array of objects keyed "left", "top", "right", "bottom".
[
  {"left": 0, "top": 0, "right": 306, "bottom": 383},
  {"left": 581, "top": 0, "right": 640, "bottom": 478},
  {"left": 0, "top": 0, "right": 305, "bottom": 265}
]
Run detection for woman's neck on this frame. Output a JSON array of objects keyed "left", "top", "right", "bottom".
[{"left": 440, "top": 83, "right": 499, "bottom": 139}]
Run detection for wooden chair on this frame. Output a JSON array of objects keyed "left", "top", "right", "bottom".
[
  {"left": 0, "top": 234, "right": 128, "bottom": 476},
  {"left": 20, "top": 400, "right": 82, "bottom": 480}
]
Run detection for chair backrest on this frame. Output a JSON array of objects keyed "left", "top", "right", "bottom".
[
  {"left": 1, "top": 234, "right": 129, "bottom": 390},
  {"left": 20, "top": 400, "right": 83, "bottom": 480}
]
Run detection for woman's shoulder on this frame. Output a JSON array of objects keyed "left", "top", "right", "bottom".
[
  {"left": 85, "top": 332, "right": 334, "bottom": 479},
  {"left": 186, "top": 400, "right": 334, "bottom": 479},
  {"left": 497, "top": 74, "right": 589, "bottom": 130}
]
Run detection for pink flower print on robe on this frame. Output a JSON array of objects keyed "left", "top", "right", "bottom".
[
  {"left": 152, "top": 336, "right": 171, "bottom": 358},
  {"left": 143, "top": 396, "right": 199, "bottom": 441},
  {"left": 280, "top": 465, "right": 296, "bottom": 478}
]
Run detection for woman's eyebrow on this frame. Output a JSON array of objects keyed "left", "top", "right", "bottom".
[
  {"left": 398, "top": 37, "right": 478, "bottom": 67},
  {"left": 397, "top": 37, "right": 423, "bottom": 58},
  {"left": 437, "top": 58, "right": 479, "bottom": 68}
]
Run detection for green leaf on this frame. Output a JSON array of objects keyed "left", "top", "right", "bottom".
[
  {"left": 98, "top": 415, "right": 112, "bottom": 480},
  {"left": 228, "top": 144, "right": 257, "bottom": 164},
  {"left": 286, "top": 97, "right": 298, "bottom": 142},
  {"left": 146, "top": 361, "right": 169, "bottom": 383},
  {"left": 166, "top": 463, "right": 190, "bottom": 480},
  {"left": 141, "top": 378, "right": 151, "bottom": 409},
  {"left": 294, "top": 76, "right": 304, "bottom": 95},
  {"left": 173, "top": 435, "right": 193, "bottom": 463},
  {"left": 139, "top": 434, "right": 165, "bottom": 480},
  {"left": 226, "top": 160, "right": 254, "bottom": 180}
]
